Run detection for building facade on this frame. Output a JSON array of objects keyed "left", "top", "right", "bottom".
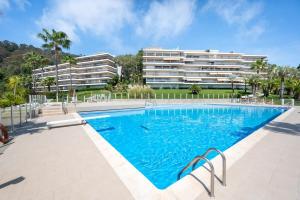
[
  {"left": 143, "top": 48, "right": 267, "bottom": 89},
  {"left": 34, "top": 53, "right": 117, "bottom": 91}
]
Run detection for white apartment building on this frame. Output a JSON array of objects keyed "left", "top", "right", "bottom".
[
  {"left": 34, "top": 53, "right": 117, "bottom": 91},
  {"left": 143, "top": 48, "right": 267, "bottom": 89}
]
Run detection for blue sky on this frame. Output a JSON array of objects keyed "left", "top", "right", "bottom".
[{"left": 0, "top": 0, "right": 299, "bottom": 66}]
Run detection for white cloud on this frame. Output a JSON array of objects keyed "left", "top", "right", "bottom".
[
  {"left": 36, "top": 0, "right": 196, "bottom": 50},
  {"left": 0, "top": 0, "right": 10, "bottom": 13},
  {"left": 14, "top": 0, "right": 30, "bottom": 10},
  {"left": 136, "top": 0, "right": 196, "bottom": 40},
  {"left": 0, "top": 0, "right": 29, "bottom": 13},
  {"left": 0, "top": 0, "right": 10, "bottom": 17},
  {"left": 37, "top": 0, "right": 134, "bottom": 43},
  {"left": 238, "top": 21, "right": 266, "bottom": 41},
  {"left": 202, "top": 0, "right": 265, "bottom": 40}
]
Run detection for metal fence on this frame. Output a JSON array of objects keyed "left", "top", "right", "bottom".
[
  {"left": 0, "top": 95, "right": 45, "bottom": 133},
  {"left": 77, "top": 93, "right": 239, "bottom": 102},
  {"left": 76, "top": 92, "right": 298, "bottom": 106}
]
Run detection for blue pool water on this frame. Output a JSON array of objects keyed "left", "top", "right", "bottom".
[{"left": 80, "top": 104, "right": 285, "bottom": 189}]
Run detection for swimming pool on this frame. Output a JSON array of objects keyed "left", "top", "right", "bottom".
[{"left": 80, "top": 104, "right": 285, "bottom": 189}]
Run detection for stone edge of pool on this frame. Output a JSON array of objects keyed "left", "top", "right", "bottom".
[{"left": 73, "top": 104, "right": 294, "bottom": 200}]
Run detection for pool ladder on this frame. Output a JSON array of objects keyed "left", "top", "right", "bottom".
[{"left": 177, "top": 148, "right": 226, "bottom": 197}]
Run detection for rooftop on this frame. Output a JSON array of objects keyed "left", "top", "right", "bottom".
[{"left": 143, "top": 48, "right": 267, "bottom": 57}]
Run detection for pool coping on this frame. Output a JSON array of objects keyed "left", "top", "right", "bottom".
[{"left": 74, "top": 104, "right": 294, "bottom": 199}]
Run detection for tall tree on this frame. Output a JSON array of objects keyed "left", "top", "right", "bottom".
[
  {"left": 136, "top": 49, "right": 144, "bottom": 84},
  {"left": 251, "top": 59, "right": 267, "bottom": 74},
  {"left": 248, "top": 74, "right": 261, "bottom": 95},
  {"left": 62, "top": 55, "right": 77, "bottom": 94},
  {"left": 7, "top": 75, "right": 21, "bottom": 96},
  {"left": 115, "top": 54, "right": 136, "bottom": 83},
  {"left": 228, "top": 75, "right": 236, "bottom": 93},
  {"left": 261, "top": 64, "right": 278, "bottom": 97},
  {"left": 285, "top": 68, "right": 300, "bottom": 96},
  {"left": 242, "top": 75, "right": 249, "bottom": 93},
  {"left": 115, "top": 50, "right": 144, "bottom": 84},
  {"left": 23, "top": 52, "right": 49, "bottom": 93},
  {"left": 37, "top": 29, "right": 71, "bottom": 102},
  {"left": 276, "top": 66, "right": 291, "bottom": 98},
  {"left": 23, "top": 52, "right": 39, "bottom": 92}
]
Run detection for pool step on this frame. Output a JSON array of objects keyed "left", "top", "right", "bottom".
[
  {"left": 41, "top": 104, "right": 76, "bottom": 116},
  {"left": 41, "top": 105, "right": 64, "bottom": 116}
]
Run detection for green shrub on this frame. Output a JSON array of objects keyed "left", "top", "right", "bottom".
[
  {"left": 0, "top": 98, "right": 10, "bottom": 108},
  {"left": 0, "top": 92, "right": 25, "bottom": 107},
  {"left": 104, "top": 84, "right": 113, "bottom": 92},
  {"left": 236, "top": 93, "right": 242, "bottom": 98},
  {"left": 189, "top": 84, "right": 201, "bottom": 94},
  {"left": 114, "top": 83, "right": 128, "bottom": 92}
]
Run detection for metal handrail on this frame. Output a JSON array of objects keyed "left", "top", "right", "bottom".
[
  {"left": 193, "top": 148, "right": 226, "bottom": 186},
  {"left": 145, "top": 99, "right": 157, "bottom": 106},
  {"left": 177, "top": 156, "right": 215, "bottom": 197},
  {"left": 62, "top": 101, "right": 68, "bottom": 114},
  {"left": 283, "top": 101, "right": 292, "bottom": 107}
]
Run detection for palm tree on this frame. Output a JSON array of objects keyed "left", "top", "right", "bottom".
[
  {"left": 189, "top": 84, "right": 201, "bottom": 94},
  {"left": 276, "top": 66, "right": 291, "bottom": 99},
  {"left": 41, "top": 77, "right": 55, "bottom": 92},
  {"left": 37, "top": 29, "right": 71, "bottom": 102},
  {"left": 260, "top": 64, "right": 278, "bottom": 97},
  {"left": 285, "top": 68, "right": 300, "bottom": 96},
  {"left": 228, "top": 75, "right": 237, "bottom": 93},
  {"left": 248, "top": 74, "right": 261, "bottom": 95},
  {"left": 294, "top": 80, "right": 300, "bottom": 99},
  {"left": 38, "top": 55, "right": 49, "bottom": 80},
  {"left": 267, "top": 64, "right": 277, "bottom": 77},
  {"left": 8, "top": 75, "right": 21, "bottom": 96},
  {"left": 251, "top": 59, "right": 267, "bottom": 74},
  {"left": 62, "top": 55, "right": 77, "bottom": 94},
  {"left": 242, "top": 75, "right": 249, "bottom": 93}
]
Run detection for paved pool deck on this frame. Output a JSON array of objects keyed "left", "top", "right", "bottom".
[
  {"left": 196, "top": 106, "right": 300, "bottom": 200},
  {"left": 0, "top": 103, "right": 299, "bottom": 200},
  {"left": 0, "top": 114, "right": 134, "bottom": 200}
]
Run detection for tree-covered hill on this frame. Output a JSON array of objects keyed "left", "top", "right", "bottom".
[
  {"left": 0, "top": 40, "right": 76, "bottom": 75},
  {"left": 0, "top": 40, "right": 76, "bottom": 91}
]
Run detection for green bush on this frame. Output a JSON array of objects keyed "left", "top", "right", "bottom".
[
  {"left": 128, "top": 85, "right": 154, "bottom": 98},
  {"left": 104, "top": 84, "right": 113, "bottom": 92},
  {"left": 236, "top": 93, "right": 242, "bottom": 98},
  {"left": 0, "top": 98, "right": 10, "bottom": 108},
  {"left": 114, "top": 83, "right": 128, "bottom": 92},
  {"left": 189, "top": 84, "right": 201, "bottom": 94},
  {"left": 0, "top": 92, "right": 25, "bottom": 107}
]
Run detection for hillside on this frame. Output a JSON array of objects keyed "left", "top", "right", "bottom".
[
  {"left": 0, "top": 40, "right": 77, "bottom": 74},
  {"left": 0, "top": 40, "right": 77, "bottom": 91}
]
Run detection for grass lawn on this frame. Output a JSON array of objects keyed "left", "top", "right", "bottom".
[{"left": 73, "top": 88, "right": 245, "bottom": 100}]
